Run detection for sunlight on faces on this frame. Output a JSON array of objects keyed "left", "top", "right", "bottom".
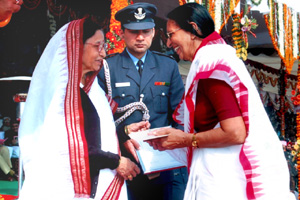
[
  {"left": 82, "top": 30, "right": 106, "bottom": 74},
  {"left": 121, "top": 28, "right": 155, "bottom": 59}
]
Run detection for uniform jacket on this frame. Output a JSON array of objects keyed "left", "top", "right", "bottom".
[{"left": 98, "top": 49, "right": 184, "bottom": 143}]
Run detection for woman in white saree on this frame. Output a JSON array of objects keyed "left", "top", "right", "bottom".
[
  {"left": 18, "top": 17, "right": 140, "bottom": 200},
  {"left": 149, "top": 3, "right": 292, "bottom": 200}
]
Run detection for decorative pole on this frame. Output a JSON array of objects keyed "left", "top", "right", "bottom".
[{"left": 278, "top": 61, "right": 286, "bottom": 138}]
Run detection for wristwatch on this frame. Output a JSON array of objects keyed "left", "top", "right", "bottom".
[{"left": 191, "top": 133, "right": 198, "bottom": 148}]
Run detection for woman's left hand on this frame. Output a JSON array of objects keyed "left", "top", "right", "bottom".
[{"left": 147, "top": 128, "right": 188, "bottom": 151}]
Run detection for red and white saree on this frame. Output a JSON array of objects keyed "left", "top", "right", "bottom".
[{"left": 174, "top": 32, "right": 291, "bottom": 200}]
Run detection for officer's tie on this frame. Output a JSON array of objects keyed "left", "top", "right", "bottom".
[{"left": 137, "top": 60, "right": 143, "bottom": 76}]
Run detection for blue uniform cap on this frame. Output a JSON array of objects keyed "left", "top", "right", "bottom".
[{"left": 115, "top": 3, "right": 157, "bottom": 30}]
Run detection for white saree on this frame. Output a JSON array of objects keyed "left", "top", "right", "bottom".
[
  {"left": 19, "top": 19, "right": 126, "bottom": 200},
  {"left": 174, "top": 37, "right": 291, "bottom": 200}
]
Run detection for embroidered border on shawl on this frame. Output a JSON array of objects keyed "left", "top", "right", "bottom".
[
  {"left": 65, "top": 18, "right": 124, "bottom": 198},
  {"left": 65, "top": 19, "right": 91, "bottom": 197},
  {"left": 101, "top": 174, "right": 124, "bottom": 200}
]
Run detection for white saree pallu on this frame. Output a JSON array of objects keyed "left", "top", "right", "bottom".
[
  {"left": 19, "top": 19, "right": 126, "bottom": 200},
  {"left": 174, "top": 44, "right": 291, "bottom": 200},
  {"left": 90, "top": 80, "right": 127, "bottom": 200}
]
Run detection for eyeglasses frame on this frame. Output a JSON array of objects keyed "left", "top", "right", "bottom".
[
  {"left": 85, "top": 42, "right": 108, "bottom": 52},
  {"left": 166, "top": 28, "right": 182, "bottom": 39}
]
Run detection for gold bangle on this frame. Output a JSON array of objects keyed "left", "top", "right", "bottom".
[
  {"left": 191, "top": 133, "right": 198, "bottom": 148},
  {"left": 124, "top": 125, "right": 129, "bottom": 135}
]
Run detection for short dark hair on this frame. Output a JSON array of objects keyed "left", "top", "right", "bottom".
[{"left": 167, "top": 3, "right": 215, "bottom": 38}]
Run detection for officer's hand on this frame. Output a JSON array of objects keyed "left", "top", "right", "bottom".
[
  {"left": 116, "top": 156, "right": 140, "bottom": 181},
  {"left": 127, "top": 121, "right": 150, "bottom": 134},
  {"left": 124, "top": 139, "right": 140, "bottom": 162}
]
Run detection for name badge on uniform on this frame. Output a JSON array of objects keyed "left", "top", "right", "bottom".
[{"left": 115, "top": 82, "right": 130, "bottom": 87}]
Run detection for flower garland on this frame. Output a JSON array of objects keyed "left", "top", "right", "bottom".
[
  {"left": 250, "top": 69, "right": 278, "bottom": 87},
  {"left": 231, "top": 5, "right": 258, "bottom": 61},
  {"left": 264, "top": 0, "right": 299, "bottom": 74},
  {"left": 106, "top": 0, "right": 132, "bottom": 54},
  {"left": 240, "top": 13, "right": 258, "bottom": 48},
  {"left": 232, "top": 13, "right": 247, "bottom": 60},
  {"left": 214, "top": 0, "right": 222, "bottom": 32}
]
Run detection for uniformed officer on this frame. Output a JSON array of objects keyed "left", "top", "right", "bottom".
[{"left": 98, "top": 3, "right": 188, "bottom": 200}]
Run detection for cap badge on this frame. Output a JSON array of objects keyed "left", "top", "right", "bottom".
[{"left": 134, "top": 7, "right": 146, "bottom": 20}]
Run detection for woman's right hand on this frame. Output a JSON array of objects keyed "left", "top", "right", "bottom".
[
  {"left": 116, "top": 156, "right": 140, "bottom": 181},
  {"left": 147, "top": 128, "right": 189, "bottom": 151}
]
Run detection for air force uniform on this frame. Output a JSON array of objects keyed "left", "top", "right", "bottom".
[{"left": 98, "top": 3, "right": 187, "bottom": 200}]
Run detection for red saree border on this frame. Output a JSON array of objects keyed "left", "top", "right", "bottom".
[{"left": 65, "top": 19, "right": 91, "bottom": 197}]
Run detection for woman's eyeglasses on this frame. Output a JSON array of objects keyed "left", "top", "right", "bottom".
[
  {"left": 86, "top": 42, "right": 108, "bottom": 52},
  {"left": 166, "top": 28, "right": 182, "bottom": 39}
]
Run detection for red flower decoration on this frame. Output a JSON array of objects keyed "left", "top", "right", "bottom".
[
  {"left": 112, "top": 25, "right": 119, "bottom": 31},
  {"left": 115, "top": 28, "right": 121, "bottom": 36},
  {"left": 110, "top": 36, "right": 117, "bottom": 43},
  {"left": 106, "top": 32, "right": 114, "bottom": 39}
]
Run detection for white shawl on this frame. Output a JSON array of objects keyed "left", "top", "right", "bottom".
[{"left": 19, "top": 20, "right": 126, "bottom": 200}]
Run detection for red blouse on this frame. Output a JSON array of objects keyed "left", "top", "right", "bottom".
[{"left": 194, "top": 78, "right": 242, "bottom": 132}]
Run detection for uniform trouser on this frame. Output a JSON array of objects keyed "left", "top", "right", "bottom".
[
  {"left": 0, "top": 145, "right": 12, "bottom": 175},
  {"left": 126, "top": 167, "right": 188, "bottom": 200}
]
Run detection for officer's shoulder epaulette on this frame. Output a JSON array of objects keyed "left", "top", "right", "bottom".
[
  {"left": 105, "top": 52, "right": 119, "bottom": 59},
  {"left": 152, "top": 51, "right": 175, "bottom": 60}
]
